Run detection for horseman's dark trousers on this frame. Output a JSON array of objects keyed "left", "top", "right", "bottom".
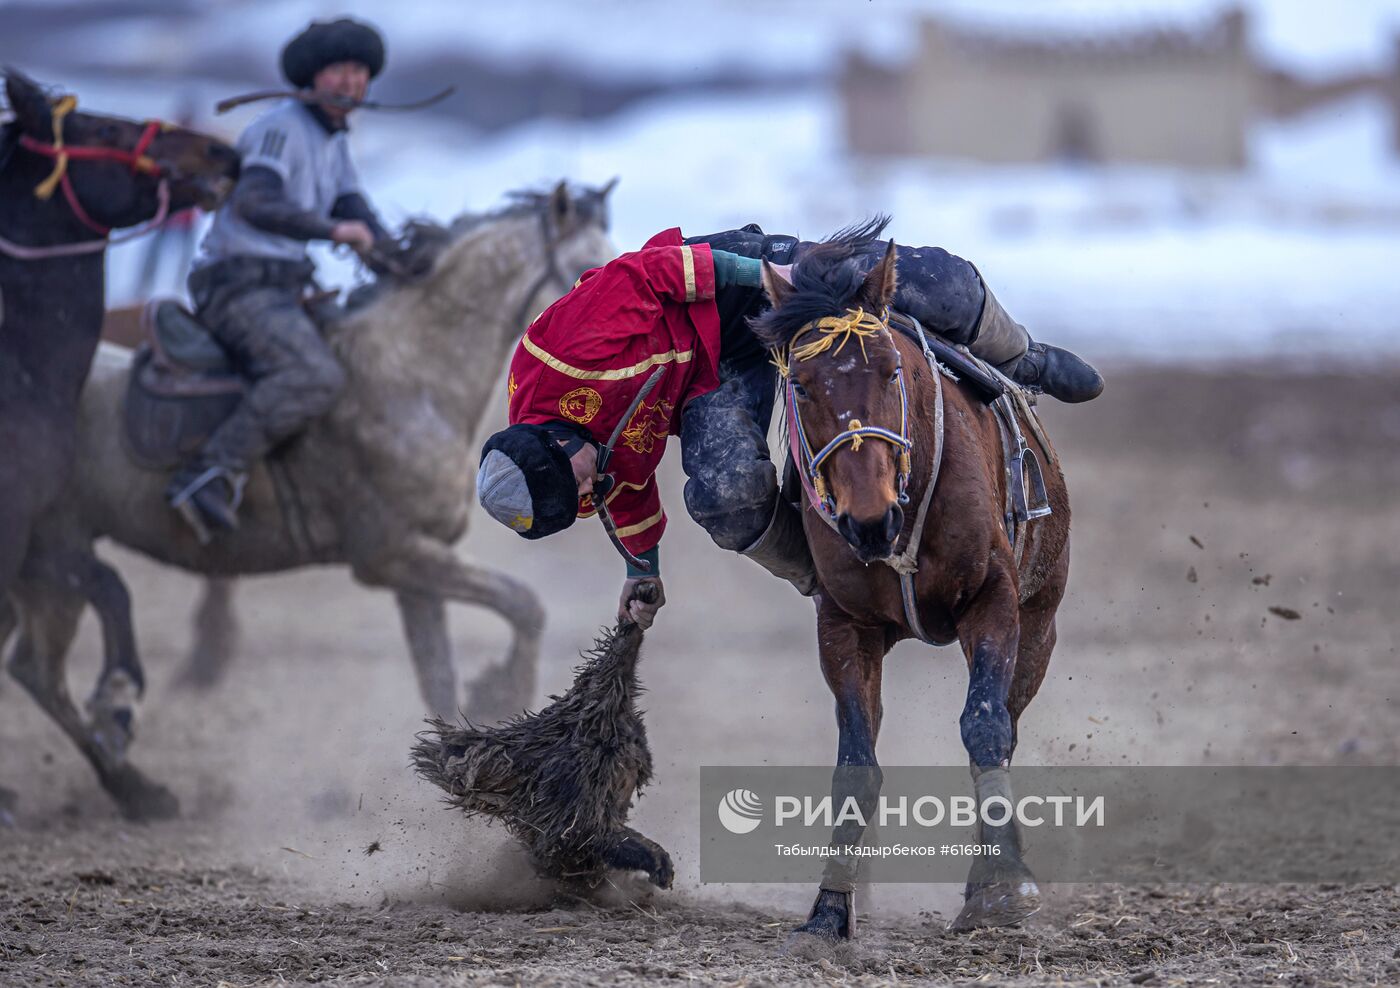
[
  {"left": 187, "top": 257, "right": 346, "bottom": 472},
  {"left": 680, "top": 352, "right": 779, "bottom": 551}
]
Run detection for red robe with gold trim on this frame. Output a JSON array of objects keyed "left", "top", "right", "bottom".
[{"left": 506, "top": 229, "right": 721, "bottom": 555}]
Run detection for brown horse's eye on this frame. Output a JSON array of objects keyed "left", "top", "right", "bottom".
[
  {"left": 888, "top": 368, "right": 900, "bottom": 384},
  {"left": 791, "top": 381, "right": 811, "bottom": 401}
]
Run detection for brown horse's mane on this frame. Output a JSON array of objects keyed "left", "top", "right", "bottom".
[{"left": 747, "top": 215, "right": 890, "bottom": 350}]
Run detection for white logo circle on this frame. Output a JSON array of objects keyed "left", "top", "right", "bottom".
[{"left": 717, "top": 788, "right": 763, "bottom": 834}]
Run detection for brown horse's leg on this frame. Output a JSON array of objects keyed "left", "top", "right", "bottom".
[
  {"left": 6, "top": 584, "right": 179, "bottom": 821},
  {"left": 21, "top": 543, "right": 144, "bottom": 762},
  {"left": 1006, "top": 549, "right": 1069, "bottom": 744},
  {"left": 950, "top": 554, "right": 1067, "bottom": 928},
  {"left": 949, "top": 568, "right": 1043, "bottom": 931},
  {"left": 0, "top": 598, "right": 15, "bottom": 826},
  {"left": 795, "top": 600, "right": 888, "bottom": 941}
]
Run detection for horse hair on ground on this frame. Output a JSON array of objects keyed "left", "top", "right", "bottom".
[{"left": 411, "top": 584, "right": 672, "bottom": 892}]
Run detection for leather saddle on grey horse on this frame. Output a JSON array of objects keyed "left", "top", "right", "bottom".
[
  {"left": 122, "top": 300, "right": 245, "bottom": 470},
  {"left": 121, "top": 223, "right": 449, "bottom": 470}
]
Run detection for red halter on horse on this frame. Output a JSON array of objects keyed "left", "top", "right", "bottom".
[{"left": 5, "top": 94, "right": 172, "bottom": 255}]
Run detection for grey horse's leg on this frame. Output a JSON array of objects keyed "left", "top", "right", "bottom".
[
  {"left": 394, "top": 591, "right": 457, "bottom": 721},
  {"left": 174, "top": 577, "right": 241, "bottom": 690},
  {"left": 6, "top": 584, "right": 178, "bottom": 821},
  {"left": 357, "top": 535, "right": 544, "bottom": 724}
]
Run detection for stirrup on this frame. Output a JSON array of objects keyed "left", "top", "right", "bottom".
[{"left": 169, "top": 465, "right": 247, "bottom": 544}]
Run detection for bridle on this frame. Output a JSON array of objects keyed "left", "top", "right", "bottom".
[
  {"left": 0, "top": 93, "right": 172, "bottom": 260},
  {"left": 510, "top": 201, "right": 574, "bottom": 330},
  {"left": 777, "top": 306, "right": 913, "bottom": 520}
]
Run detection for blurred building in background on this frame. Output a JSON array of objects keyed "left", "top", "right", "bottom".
[
  {"left": 4, "top": 0, "right": 1396, "bottom": 355},
  {"left": 842, "top": 7, "right": 1400, "bottom": 169}
]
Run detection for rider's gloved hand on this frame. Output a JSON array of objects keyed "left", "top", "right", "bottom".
[{"left": 618, "top": 577, "right": 665, "bottom": 630}]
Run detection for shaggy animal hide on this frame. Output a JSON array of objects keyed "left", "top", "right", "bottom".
[{"left": 412, "top": 586, "right": 672, "bottom": 890}]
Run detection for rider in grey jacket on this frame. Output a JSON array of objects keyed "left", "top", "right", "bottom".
[{"left": 169, "top": 17, "right": 390, "bottom": 538}]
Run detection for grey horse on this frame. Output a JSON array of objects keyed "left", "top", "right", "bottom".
[{"left": 2, "top": 182, "right": 617, "bottom": 820}]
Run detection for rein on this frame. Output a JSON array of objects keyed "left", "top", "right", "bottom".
[
  {"left": 510, "top": 206, "right": 569, "bottom": 330},
  {"left": 777, "top": 307, "right": 913, "bottom": 518},
  {"left": 1, "top": 93, "right": 172, "bottom": 260}
]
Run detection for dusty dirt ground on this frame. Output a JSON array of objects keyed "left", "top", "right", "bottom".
[{"left": 2, "top": 364, "right": 1399, "bottom": 986}]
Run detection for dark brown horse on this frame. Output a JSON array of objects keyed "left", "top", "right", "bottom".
[
  {"left": 0, "top": 70, "right": 239, "bottom": 817},
  {"left": 751, "top": 222, "right": 1071, "bottom": 938}
]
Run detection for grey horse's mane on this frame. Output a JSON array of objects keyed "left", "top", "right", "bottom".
[{"left": 448, "top": 183, "right": 610, "bottom": 239}]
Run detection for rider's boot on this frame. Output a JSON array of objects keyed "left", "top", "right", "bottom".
[
  {"left": 167, "top": 461, "right": 247, "bottom": 544},
  {"left": 969, "top": 282, "right": 1105, "bottom": 404},
  {"left": 999, "top": 341, "right": 1105, "bottom": 404},
  {"left": 740, "top": 498, "right": 818, "bottom": 596}
]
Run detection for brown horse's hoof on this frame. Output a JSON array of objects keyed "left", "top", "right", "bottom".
[
  {"left": 949, "top": 879, "right": 1041, "bottom": 932},
  {"left": 0, "top": 787, "right": 18, "bottom": 829},
  {"left": 793, "top": 889, "right": 855, "bottom": 940},
  {"left": 110, "top": 767, "right": 180, "bottom": 822},
  {"left": 88, "top": 668, "right": 142, "bottom": 763}
]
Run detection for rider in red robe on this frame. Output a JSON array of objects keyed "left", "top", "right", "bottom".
[
  {"left": 504, "top": 228, "right": 721, "bottom": 559},
  {"left": 477, "top": 221, "right": 1102, "bottom": 628}
]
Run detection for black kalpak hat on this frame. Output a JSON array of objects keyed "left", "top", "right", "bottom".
[
  {"left": 281, "top": 18, "right": 386, "bottom": 89},
  {"left": 477, "top": 423, "right": 585, "bottom": 540}
]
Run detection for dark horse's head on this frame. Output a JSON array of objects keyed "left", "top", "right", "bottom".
[
  {"left": 752, "top": 217, "right": 911, "bottom": 562},
  {"left": 3, "top": 70, "right": 240, "bottom": 230}
]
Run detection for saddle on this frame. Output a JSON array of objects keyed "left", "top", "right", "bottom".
[
  {"left": 120, "top": 282, "right": 406, "bottom": 469},
  {"left": 122, "top": 300, "right": 245, "bottom": 470}
]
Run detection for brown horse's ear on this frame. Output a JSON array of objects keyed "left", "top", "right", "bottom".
[
  {"left": 760, "top": 258, "right": 795, "bottom": 309},
  {"left": 549, "top": 180, "right": 575, "bottom": 228},
  {"left": 5, "top": 70, "right": 53, "bottom": 137},
  {"left": 857, "top": 239, "right": 899, "bottom": 312}
]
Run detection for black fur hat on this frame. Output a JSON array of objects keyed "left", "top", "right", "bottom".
[
  {"left": 477, "top": 423, "right": 583, "bottom": 540},
  {"left": 280, "top": 18, "right": 386, "bottom": 89}
]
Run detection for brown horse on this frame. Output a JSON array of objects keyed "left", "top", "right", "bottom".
[
  {"left": 0, "top": 73, "right": 237, "bottom": 820},
  {"left": 1, "top": 70, "right": 239, "bottom": 602},
  {"left": 751, "top": 221, "right": 1071, "bottom": 938}
]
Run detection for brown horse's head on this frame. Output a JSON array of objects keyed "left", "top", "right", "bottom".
[
  {"left": 752, "top": 218, "right": 912, "bottom": 563},
  {"left": 4, "top": 71, "right": 240, "bottom": 228}
]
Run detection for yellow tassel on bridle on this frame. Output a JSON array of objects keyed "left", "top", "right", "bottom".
[
  {"left": 772, "top": 306, "right": 888, "bottom": 378},
  {"left": 33, "top": 94, "right": 78, "bottom": 201}
]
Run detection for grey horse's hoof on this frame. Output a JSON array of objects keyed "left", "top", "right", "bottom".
[
  {"left": 462, "top": 661, "right": 530, "bottom": 726},
  {"left": 949, "top": 879, "right": 1042, "bottom": 931},
  {"left": 793, "top": 889, "right": 855, "bottom": 940}
]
